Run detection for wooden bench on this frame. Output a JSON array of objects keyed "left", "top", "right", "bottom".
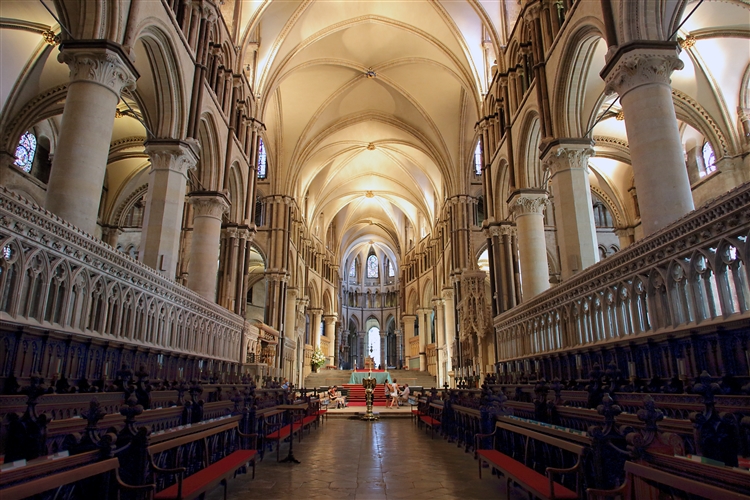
[
  {"left": 419, "top": 402, "right": 443, "bottom": 439},
  {"left": 143, "top": 415, "right": 257, "bottom": 500},
  {"left": 0, "top": 454, "right": 153, "bottom": 500},
  {"left": 412, "top": 397, "right": 428, "bottom": 426},
  {"left": 452, "top": 404, "right": 482, "bottom": 453},
  {"left": 587, "top": 459, "right": 750, "bottom": 500},
  {"left": 475, "top": 419, "right": 587, "bottom": 500}
]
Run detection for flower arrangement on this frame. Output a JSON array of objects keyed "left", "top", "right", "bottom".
[{"left": 311, "top": 347, "right": 326, "bottom": 371}]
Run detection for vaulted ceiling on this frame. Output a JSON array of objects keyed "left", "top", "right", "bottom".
[{"left": 233, "top": 1, "right": 497, "bottom": 266}]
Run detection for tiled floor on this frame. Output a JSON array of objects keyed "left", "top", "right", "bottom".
[{"left": 207, "top": 418, "right": 520, "bottom": 500}]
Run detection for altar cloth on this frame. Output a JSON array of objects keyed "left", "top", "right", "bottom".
[{"left": 348, "top": 371, "right": 392, "bottom": 384}]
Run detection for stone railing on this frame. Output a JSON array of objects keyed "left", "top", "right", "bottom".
[
  {"left": 0, "top": 187, "right": 245, "bottom": 374},
  {"left": 495, "top": 182, "right": 750, "bottom": 374}
]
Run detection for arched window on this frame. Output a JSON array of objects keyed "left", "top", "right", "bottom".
[
  {"left": 592, "top": 194, "right": 613, "bottom": 228},
  {"left": 367, "top": 254, "right": 379, "bottom": 278},
  {"left": 254, "top": 196, "right": 264, "bottom": 226},
  {"left": 122, "top": 195, "right": 146, "bottom": 228},
  {"left": 349, "top": 260, "right": 356, "bottom": 278},
  {"left": 388, "top": 261, "right": 395, "bottom": 277},
  {"left": 14, "top": 131, "right": 36, "bottom": 173},
  {"left": 257, "top": 138, "right": 267, "bottom": 179},
  {"left": 701, "top": 142, "right": 716, "bottom": 177},
  {"left": 474, "top": 139, "right": 483, "bottom": 176}
]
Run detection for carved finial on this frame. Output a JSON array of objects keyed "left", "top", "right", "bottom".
[
  {"left": 637, "top": 394, "right": 664, "bottom": 433},
  {"left": 83, "top": 398, "right": 106, "bottom": 431},
  {"left": 693, "top": 370, "right": 722, "bottom": 405},
  {"left": 597, "top": 393, "right": 622, "bottom": 427}
]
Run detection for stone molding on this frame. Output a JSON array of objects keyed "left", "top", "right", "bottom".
[
  {"left": 602, "top": 42, "right": 683, "bottom": 97},
  {"left": 508, "top": 189, "right": 548, "bottom": 218},
  {"left": 58, "top": 41, "right": 138, "bottom": 98},
  {"left": 541, "top": 139, "right": 595, "bottom": 178},
  {"left": 487, "top": 222, "right": 514, "bottom": 238},
  {"left": 188, "top": 191, "right": 230, "bottom": 219},
  {"left": 144, "top": 139, "right": 199, "bottom": 176}
]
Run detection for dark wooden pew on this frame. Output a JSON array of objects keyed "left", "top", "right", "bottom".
[
  {"left": 131, "top": 414, "right": 257, "bottom": 500},
  {"left": 476, "top": 417, "right": 587, "bottom": 500}
]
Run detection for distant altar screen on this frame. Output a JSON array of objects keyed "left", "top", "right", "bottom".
[{"left": 364, "top": 357, "right": 375, "bottom": 370}]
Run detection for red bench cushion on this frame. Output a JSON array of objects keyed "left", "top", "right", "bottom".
[
  {"left": 477, "top": 450, "right": 577, "bottom": 500},
  {"left": 420, "top": 416, "right": 440, "bottom": 426},
  {"left": 154, "top": 449, "right": 256, "bottom": 500},
  {"left": 266, "top": 425, "right": 291, "bottom": 440},
  {"left": 302, "top": 415, "right": 316, "bottom": 425}
]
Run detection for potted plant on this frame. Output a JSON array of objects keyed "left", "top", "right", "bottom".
[{"left": 311, "top": 347, "right": 326, "bottom": 373}]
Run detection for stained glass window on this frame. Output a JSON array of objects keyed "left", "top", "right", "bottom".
[
  {"left": 367, "top": 254, "right": 378, "bottom": 278},
  {"left": 388, "top": 261, "right": 395, "bottom": 277},
  {"left": 14, "top": 131, "right": 36, "bottom": 173},
  {"left": 473, "top": 139, "right": 482, "bottom": 176},
  {"left": 701, "top": 142, "right": 716, "bottom": 177},
  {"left": 257, "top": 138, "right": 267, "bottom": 179},
  {"left": 349, "top": 260, "right": 356, "bottom": 278}
]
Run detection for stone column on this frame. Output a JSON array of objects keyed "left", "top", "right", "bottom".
[
  {"left": 284, "top": 287, "right": 299, "bottom": 358},
  {"left": 615, "top": 227, "right": 634, "bottom": 250},
  {"left": 417, "top": 308, "right": 430, "bottom": 371},
  {"left": 509, "top": 189, "right": 550, "bottom": 299},
  {"left": 394, "top": 329, "right": 403, "bottom": 368},
  {"left": 186, "top": 192, "right": 229, "bottom": 301},
  {"left": 379, "top": 330, "right": 387, "bottom": 369},
  {"left": 101, "top": 226, "right": 122, "bottom": 248},
  {"left": 442, "top": 288, "right": 455, "bottom": 380},
  {"left": 602, "top": 42, "right": 693, "bottom": 235},
  {"left": 323, "top": 314, "right": 337, "bottom": 365},
  {"left": 432, "top": 297, "right": 446, "bottom": 386},
  {"left": 401, "top": 315, "right": 416, "bottom": 367},
  {"left": 46, "top": 41, "right": 138, "bottom": 234},
  {"left": 542, "top": 139, "right": 599, "bottom": 279},
  {"left": 141, "top": 139, "right": 198, "bottom": 278},
  {"left": 309, "top": 308, "right": 323, "bottom": 348}
]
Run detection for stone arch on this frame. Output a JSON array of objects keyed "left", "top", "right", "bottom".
[
  {"left": 551, "top": 22, "right": 607, "bottom": 137},
  {"left": 227, "top": 163, "right": 244, "bottom": 223},
  {"left": 132, "top": 22, "right": 187, "bottom": 138},
  {"left": 322, "top": 289, "right": 333, "bottom": 315},
  {"left": 518, "top": 112, "right": 543, "bottom": 189},
  {"left": 196, "top": 113, "right": 222, "bottom": 190}
]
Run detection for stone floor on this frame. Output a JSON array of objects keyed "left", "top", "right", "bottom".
[{"left": 207, "top": 418, "right": 522, "bottom": 500}]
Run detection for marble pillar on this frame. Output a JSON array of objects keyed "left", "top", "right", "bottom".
[
  {"left": 186, "top": 192, "right": 229, "bottom": 301},
  {"left": 433, "top": 297, "right": 446, "bottom": 386},
  {"left": 141, "top": 139, "right": 198, "bottom": 278},
  {"left": 417, "top": 308, "right": 430, "bottom": 371},
  {"left": 542, "top": 139, "right": 598, "bottom": 279},
  {"left": 442, "top": 288, "right": 455, "bottom": 379},
  {"left": 602, "top": 42, "right": 693, "bottom": 235},
  {"left": 509, "top": 189, "right": 550, "bottom": 299},
  {"left": 401, "top": 314, "right": 416, "bottom": 367},
  {"left": 47, "top": 41, "right": 138, "bottom": 234},
  {"left": 309, "top": 308, "right": 323, "bottom": 348}
]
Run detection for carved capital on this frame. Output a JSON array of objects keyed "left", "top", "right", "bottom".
[
  {"left": 323, "top": 314, "right": 338, "bottom": 325},
  {"left": 508, "top": 190, "right": 548, "bottom": 218},
  {"left": 144, "top": 139, "right": 199, "bottom": 177},
  {"left": 58, "top": 41, "right": 138, "bottom": 98},
  {"left": 188, "top": 191, "right": 229, "bottom": 219},
  {"left": 602, "top": 42, "right": 683, "bottom": 97},
  {"left": 541, "top": 140, "right": 595, "bottom": 178}
]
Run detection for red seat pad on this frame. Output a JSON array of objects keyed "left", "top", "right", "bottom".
[
  {"left": 154, "top": 450, "right": 256, "bottom": 499},
  {"left": 420, "top": 417, "right": 440, "bottom": 426},
  {"left": 411, "top": 410, "right": 423, "bottom": 415},
  {"left": 302, "top": 416, "right": 316, "bottom": 425},
  {"left": 265, "top": 425, "right": 291, "bottom": 440},
  {"left": 477, "top": 450, "right": 577, "bottom": 500}
]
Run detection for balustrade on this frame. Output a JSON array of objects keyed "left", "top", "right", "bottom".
[
  {"left": 0, "top": 187, "right": 246, "bottom": 382},
  {"left": 496, "top": 182, "right": 750, "bottom": 377}
]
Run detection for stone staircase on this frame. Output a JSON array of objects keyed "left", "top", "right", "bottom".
[{"left": 303, "top": 369, "right": 437, "bottom": 392}]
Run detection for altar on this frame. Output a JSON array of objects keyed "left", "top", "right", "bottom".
[{"left": 348, "top": 371, "right": 392, "bottom": 384}]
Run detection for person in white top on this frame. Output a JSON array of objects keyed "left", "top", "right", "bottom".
[{"left": 387, "top": 379, "right": 400, "bottom": 408}]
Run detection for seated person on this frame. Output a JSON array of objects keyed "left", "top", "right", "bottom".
[
  {"left": 398, "top": 384, "right": 410, "bottom": 406},
  {"left": 327, "top": 385, "right": 347, "bottom": 408}
]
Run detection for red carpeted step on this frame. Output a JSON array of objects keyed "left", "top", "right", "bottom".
[{"left": 343, "top": 384, "right": 391, "bottom": 403}]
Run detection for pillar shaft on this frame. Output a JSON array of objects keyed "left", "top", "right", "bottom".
[
  {"left": 323, "top": 314, "right": 337, "bottom": 363},
  {"left": 309, "top": 309, "right": 323, "bottom": 347},
  {"left": 602, "top": 42, "right": 693, "bottom": 235},
  {"left": 510, "top": 189, "right": 550, "bottom": 299},
  {"left": 141, "top": 139, "right": 198, "bottom": 278},
  {"left": 187, "top": 192, "right": 229, "bottom": 300},
  {"left": 46, "top": 41, "right": 138, "bottom": 234},
  {"left": 542, "top": 139, "right": 599, "bottom": 279}
]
